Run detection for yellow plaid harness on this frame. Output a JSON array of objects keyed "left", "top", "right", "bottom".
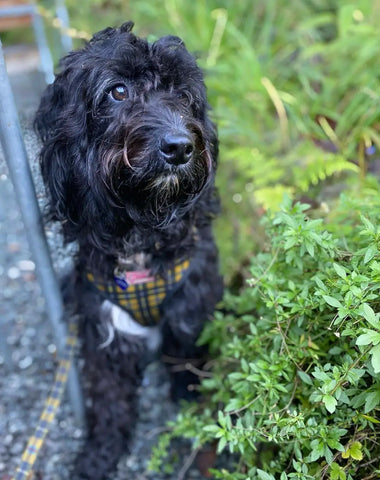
[{"left": 85, "top": 258, "right": 191, "bottom": 326}]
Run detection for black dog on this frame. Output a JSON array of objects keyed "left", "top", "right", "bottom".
[{"left": 35, "top": 21, "right": 223, "bottom": 479}]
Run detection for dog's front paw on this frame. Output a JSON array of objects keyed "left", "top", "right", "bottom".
[{"left": 169, "top": 368, "right": 201, "bottom": 403}]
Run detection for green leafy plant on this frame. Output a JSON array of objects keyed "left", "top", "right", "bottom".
[{"left": 149, "top": 192, "right": 380, "bottom": 479}]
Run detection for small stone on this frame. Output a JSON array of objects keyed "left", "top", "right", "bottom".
[
  {"left": 18, "top": 356, "right": 33, "bottom": 370},
  {"left": 4, "top": 434, "right": 13, "bottom": 446},
  {"left": 47, "top": 343, "right": 57, "bottom": 354},
  {"left": 9, "top": 420, "right": 24, "bottom": 434},
  {"left": 10, "top": 441, "right": 24, "bottom": 455},
  {"left": 7, "top": 267, "right": 20, "bottom": 280},
  {"left": 125, "top": 455, "right": 139, "bottom": 471},
  {"left": 2, "top": 288, "right": 13, "bottom": 299},
  {"left": 25, "top": 327, "right": 36, "bottom": 338},
  {"left": 20, "top": 336, "right": 30, "bottom": 347},
  {"left": 72, "top": 428, "right": 83, "bottom": 439},
  {"left": 17, "top": 260, "right": 35, "bottom": 271}
]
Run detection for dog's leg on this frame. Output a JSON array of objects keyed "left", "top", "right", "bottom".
[
  {"left": 73, "top": 316, "right": 145, "bottom": 480},
  {"left": 162, "top": 324, "right": 208, "bottom": 401},
  {"left": 161, "top": 247, "right": 223, "bottom": 402}
]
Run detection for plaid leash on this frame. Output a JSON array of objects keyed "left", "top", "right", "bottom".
[
  {"left": 86, "top": 258, "right": 191, "bottom": 326},
  {"left": 12, "top": 318, "right": 78, "bottom": 480}
]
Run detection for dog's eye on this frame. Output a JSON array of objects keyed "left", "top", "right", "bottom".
[
  {"left": 178, "top": 93, "right": 190, "bottom": 106},
  {"left": 110, "top": 85, "right": 128, "bottom": 101}
]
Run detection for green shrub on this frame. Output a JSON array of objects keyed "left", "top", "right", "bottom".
[{"left": 149, "top": 190, "right": 380, "bottom": 479}]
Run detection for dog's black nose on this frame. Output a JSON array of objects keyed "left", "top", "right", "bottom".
[{"left": 160, "top": 134, "right": 194, "bottom": 165}]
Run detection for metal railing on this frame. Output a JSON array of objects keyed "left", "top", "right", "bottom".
[
  {"left": 0, "top": 40, "right": 84, "bottom": 423},
  {"left": 0, "top": 2, "right": 54, "bottom": 83}
]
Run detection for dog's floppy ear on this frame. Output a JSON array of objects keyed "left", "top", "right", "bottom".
[{"left": 35, "top": 54, "right": 89, "bottom": 230}]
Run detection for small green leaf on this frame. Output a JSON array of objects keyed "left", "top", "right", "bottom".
[
  {"left": 312, "top": 369, "right": 330, "bottom": 381},
  {"left": 225, "top": 398, "right": 241, "bottom": 412},
  {"left": 305, "top": 241, "right": 315, "bottom": 257},
  {"left": 356, "top": 331, "right": 380, "bottom": 346},
  {"left": 241, "top": 358, "right": 249, "bottom": 373},
  {"left": 217, "top": 410, "right": 226, "bottom": 427},
  {"left": 217, "top": 436, "right": 227, "bottom": 453},
  {"left": 330, "top": 462, "right": 346, "bottom": 480},
  {"left": 342, "top": 441, "right": 363, "bottom": 461},
  {"left": 284, "top": 237, "right": 297, "bottom": 250},
  {"left": 360, "top": 215, "right": 376, "bottom": 233},
  {"left": 323, "top": 394, "right": 337, "bottom": 413},
  {"left": 333, "top": 263, "right": 346, "bottom": 279},
  {"left": 324, "top": 445, "right": 334, "bottom": 464},
  {"left": 364, "top": 245, "right": 378, "bottom": 264},
  {"left": 346, "top": 368, "right": 365, "bottom": 384},
  {"left": 362, "top": 414, "right": 380, "bottom": 424},
  {"left": 341, "top": 450, "right": 349, "bottom": 459},
  {"left": 361, "top": 303, "right": 380, "bottom": 328},
  {"left": 364, "top": 391, "right": 380, "bottom": 413},
  {"left": 309, "top": 441, "right": 324, "bottom": 461},
  {"left": 349, "top": 442, "right": 363, "bottom": 461},
  {"left": 370, "top": 343, "right": 380, "bottom": 373},
  {"left": 203, "top": 424, "right": 222, "bottom": 434},
  {"left": 315, "top": 276, "right": 327, "bottom": 291},
  {"left": 327, "top": 438, "right": 344, "bottom": 451},
  {"left": 257, "top": 469, "right": 276, "bottom": 480},
  {"left": 323, "top": 295, "right": 342, "bottom": 308},
  {"left": 297, "top": 370, "right": 313, "bottom": 385}
]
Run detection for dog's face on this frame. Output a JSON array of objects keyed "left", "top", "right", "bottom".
[{"left": 35, "top": 22, "right": 218, "bottom": 245}]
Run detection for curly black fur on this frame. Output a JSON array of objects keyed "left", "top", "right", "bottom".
[{"left": 35, "top": 21, "right": 223, "bottom": 479}]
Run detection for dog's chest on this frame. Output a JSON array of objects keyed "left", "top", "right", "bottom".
[
  {"left": 86, "top": 253, "right": 191, "bottom": 349},
  {"left": 116, "top": 252, "right": 152, "bottom": 272},
  {"left": 101, "top": 300, "right": 161, "bottom": 351}
]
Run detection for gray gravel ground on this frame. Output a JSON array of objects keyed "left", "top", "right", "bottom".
[{"left": 0, "top": 47, "right": 210, "bottom": 480}]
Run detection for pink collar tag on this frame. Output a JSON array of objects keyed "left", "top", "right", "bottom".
[{"left": 125, "top": 269, "right": 155, "bottom": 285}]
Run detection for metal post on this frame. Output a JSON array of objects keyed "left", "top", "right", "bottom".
[
  {"left": 0, "top": 3, "right": 55, "bottom": 84},
  {"left": 0, "top": 41, "right": 84, "bottom": 423},
  {"left": 55, "top": 0, "right": 73, "bottom": 53},
  {"left": 30, "top": 3, "right": 55, "bottom": 84}
]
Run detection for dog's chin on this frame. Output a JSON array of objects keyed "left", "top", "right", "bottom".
[
  {"left": 121, "top": 168, "right": 207, "bottom": 229},
  {"left": 147, "top": 173, "right": 203, "bottom": 224},
  {"left": 149, "top": 173, "right": 181, "bottom": 199},
  {"left": 149, "top": 162, "right": 209, "bottom": 202}
]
